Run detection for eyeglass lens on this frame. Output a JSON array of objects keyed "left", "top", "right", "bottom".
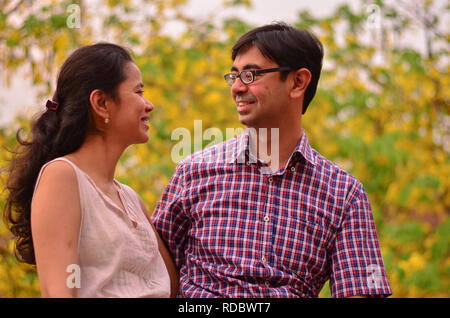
[{"left": 225, "top": 71, "right": 254, "bottom": 86}]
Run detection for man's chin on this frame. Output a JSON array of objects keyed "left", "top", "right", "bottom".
[{"left": 238, "top": 114, "right": 253, "bottom": 127}]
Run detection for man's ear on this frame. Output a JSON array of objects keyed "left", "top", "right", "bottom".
[
  {"left": 89, "top": 89, "right": 110, "bottom": 123},
  {"left": 290, "top": 68, "right": 311, "bottom": 99}
]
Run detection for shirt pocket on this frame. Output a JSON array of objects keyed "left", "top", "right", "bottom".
[{"left": 274, "top": 216, "right": 329, "bottom": 278}]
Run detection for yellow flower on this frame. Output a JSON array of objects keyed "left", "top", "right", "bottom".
[{"left": 399, "top": 252, "right": 427, "bottom": 274}]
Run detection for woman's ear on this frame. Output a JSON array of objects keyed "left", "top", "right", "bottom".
[
  {"left": 89, "top": 89, "right": 110, "bottom": 126},
  {"left": 290, "top": 68, "right": 311, "bottom": 99}
]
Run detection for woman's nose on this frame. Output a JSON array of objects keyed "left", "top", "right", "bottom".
[{"left": 145, "top": 98, "right": 154, "bottom": 112}]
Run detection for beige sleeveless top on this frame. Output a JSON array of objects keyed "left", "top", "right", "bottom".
[{"left": 35, "top": 157, "right": 171, "bottom": 298}]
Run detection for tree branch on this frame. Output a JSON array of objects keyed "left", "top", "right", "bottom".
[{"left": 4, "top": 0, "right": 27, "bottom": 16}]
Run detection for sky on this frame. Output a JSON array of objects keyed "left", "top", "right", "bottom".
[
  {"left": 0, "top": 0, "right": 445, "bottom": 127},
  {"left": 185, "top": 0, "right": 359, "bottom": 22}
]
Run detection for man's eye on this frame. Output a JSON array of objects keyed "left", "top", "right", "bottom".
[
  {"left": 137, "top": 90, "right": 144, "bottom": 95},
  {"left": 243, "top": 72, "right": 253, "bottom": 81}
]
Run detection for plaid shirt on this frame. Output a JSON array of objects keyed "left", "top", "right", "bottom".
[{"left": 152, "top": 129, "right": 392, "bottom": 297}]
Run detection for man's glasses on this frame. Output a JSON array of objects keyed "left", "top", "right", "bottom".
[{"left": 224, "top": 67, "right": 293, "bottom": 86}]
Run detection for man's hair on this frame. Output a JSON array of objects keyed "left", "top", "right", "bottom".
[{"left": 232, "top": 22, "right": 324, "bottom": 114}]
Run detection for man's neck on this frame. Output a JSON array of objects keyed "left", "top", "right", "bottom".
[{"left": 248, "top": 123, "right": 303, "bottom": 173}]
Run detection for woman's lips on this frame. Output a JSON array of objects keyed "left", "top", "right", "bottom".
[{"left": 141, "top": 117, "right": 150, "bottom": 129}]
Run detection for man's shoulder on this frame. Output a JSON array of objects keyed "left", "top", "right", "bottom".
[{"left": 310, "top": 148, "right": 364, "bottom": 191}]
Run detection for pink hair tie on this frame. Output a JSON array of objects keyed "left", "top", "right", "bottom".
[{"left": 46, "top": 99, "right": 59, "bottom": 111}]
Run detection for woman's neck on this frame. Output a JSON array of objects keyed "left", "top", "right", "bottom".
[{"left": 65, "top": 134, "right": 125, "bottom": 187}]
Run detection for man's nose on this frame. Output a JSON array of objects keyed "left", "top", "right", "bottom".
[{"left": 231, "top": 76, "right": 248, "bottom": 95}]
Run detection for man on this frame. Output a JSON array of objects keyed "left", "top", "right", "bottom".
[{"left": 152, "top": 22, "right": 392, "bottom": 297}]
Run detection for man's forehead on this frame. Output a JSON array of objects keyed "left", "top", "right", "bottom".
[{"left": 232, "top": 45, "right": 275, "bottom": 71}]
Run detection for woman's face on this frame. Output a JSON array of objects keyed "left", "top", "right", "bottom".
[{"left": 108, "top": 61, "right": 154, "bottom": 145}]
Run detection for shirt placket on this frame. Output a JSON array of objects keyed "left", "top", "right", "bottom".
[{"left": 260, "top": 170, "right": 276, "bottom": 289}]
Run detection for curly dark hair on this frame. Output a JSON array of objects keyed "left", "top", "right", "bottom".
[{"left": 3, "top": 43, "right": 133, "bottom": 265}]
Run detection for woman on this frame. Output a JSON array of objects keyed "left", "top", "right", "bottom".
[{"left": 3, "top": 43, "right": 178, "bottom": 297}]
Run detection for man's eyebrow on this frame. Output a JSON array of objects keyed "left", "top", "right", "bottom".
[{"left": 230, "top": 64, "right": 262, "bottom": 72}]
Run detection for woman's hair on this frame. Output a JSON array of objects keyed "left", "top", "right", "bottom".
[
  {"left": 231, "top": 22, "right": 324, "bottom": 114},
  {"left": 3, "top": 42, "right": 133, "bottom": 265}
]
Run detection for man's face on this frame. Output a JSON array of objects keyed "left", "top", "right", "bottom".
[{"left": 230, "top": 45, "right": 290, "bottom": 129}]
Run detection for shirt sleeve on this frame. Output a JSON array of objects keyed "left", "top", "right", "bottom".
[
  {"left": 151, "top": 162, "right": 190, "bottom": 269},
  {"left": 329, "top": 181, "right": 392, "bottom": 298}
]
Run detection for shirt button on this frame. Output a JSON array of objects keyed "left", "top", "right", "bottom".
[
  {"left": 265, "top": 281, "right": 270, "bottom": 288},
  {"left": 268, "top": 177, "right": 273, "bottom": 183},
  {"left": 263, "top": 215, "right": 269, "bottom": 222},
  {"left": 290, "top": 167, "right": 296, "bottom": 172},
  {"left": 247, "top": 161, "right": 251, "bottom": 166},
  {"left": 261, "top": 256, "right": 266, "bottom": 263}
]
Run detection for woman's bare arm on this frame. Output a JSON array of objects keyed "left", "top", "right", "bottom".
[{"left": 31, "top": 161, "right": 81, "bottom": 297}]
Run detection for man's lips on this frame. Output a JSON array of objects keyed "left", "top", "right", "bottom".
[{"left": 236, "top": 100, "right": 255, "bottom": 111}]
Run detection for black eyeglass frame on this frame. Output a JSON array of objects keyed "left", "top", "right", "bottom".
[{"left": 224, "top": 67, "right": 294, "bottom": 86}]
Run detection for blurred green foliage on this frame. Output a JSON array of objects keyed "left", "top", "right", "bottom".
[{"left": 0, "top": 0, "right": 448, "bottom": 297}]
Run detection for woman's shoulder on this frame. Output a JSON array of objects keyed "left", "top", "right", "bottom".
[
  {"left": 40, "top": 158, "right": 77, "bottom": 180},
  {"left": 35, "top": 158, "right": 79, "bottom": 195},
  {"left": 32, "top": 158, "right": 81, "bottom": 222}
]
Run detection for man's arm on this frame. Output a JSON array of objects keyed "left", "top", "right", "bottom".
[
  {"left": 151, "top": 162, "right": 190, "bottom": 271},
  {"left": 138, "top": 197, "right": 179, "bottom": 297},
  {"left": 329, "top": 181, "right": 392, "bottom": 298}
]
